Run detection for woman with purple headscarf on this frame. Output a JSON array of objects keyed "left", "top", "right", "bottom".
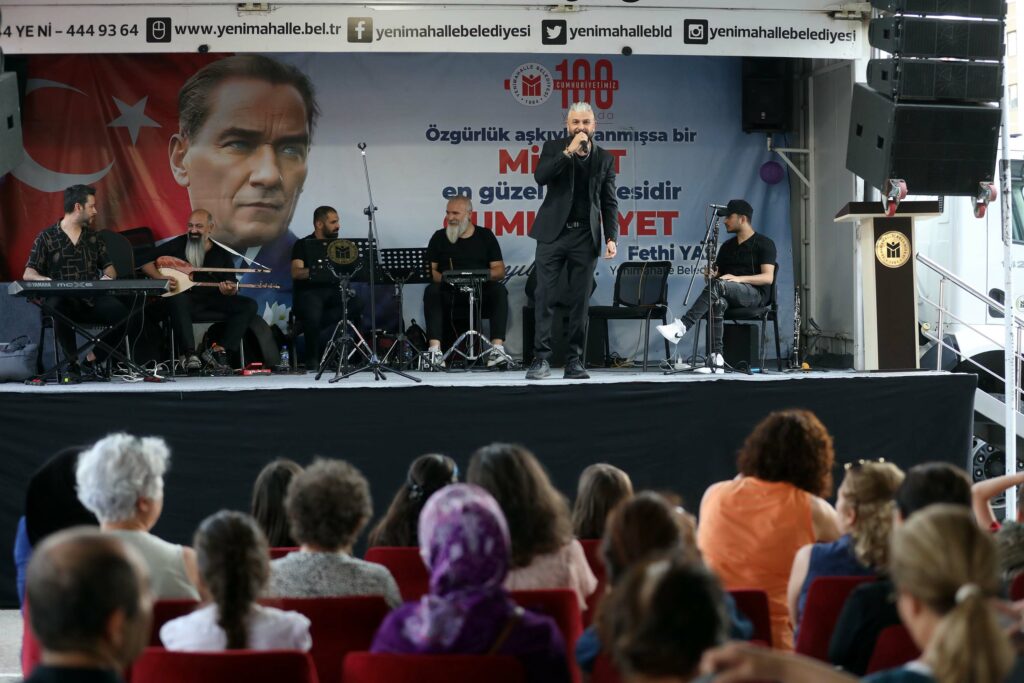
[{"left": 370, "top": 484, "right": 571, "bottom": 683}]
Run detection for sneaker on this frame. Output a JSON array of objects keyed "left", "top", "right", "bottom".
[
  {"left": 486, "top": 346, "right": 511, "bottom": 369},
  {"left": 694, "top": 353, "right": 725, "bottom": 374},
  {"left": 184, "top": 353, "right": 203, "bottom": 374},
  {"left": 201, "top": 345, "right": 231, "bottom": 375},
  {"left": 81, "top": 358, "right": 109, "bottom": 382},
  {"left": 525, "top": 358, "right": 551, "bottom": 380},
  {"left": 671, "top": 358, "right": 695, "bottom": 371},
  {"left": 424, "top": 347, "right": 445, "bottom": 370},
  {"left": 656, "top": 318, "right": 688, "bottom": 344},
  {"left": 564, "top": 358, "right": 590, "bottom": 380},
  {"left": 62, "top": 361, "right": 82, "bottom": 384}
]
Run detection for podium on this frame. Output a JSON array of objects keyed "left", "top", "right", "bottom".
[{"left": 835, "top": 201, "right": 942, "bottom": 370}]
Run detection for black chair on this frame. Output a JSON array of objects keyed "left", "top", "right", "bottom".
[
  {"left": 118, "top": 226, "right": 156, "bottom": 271},
  {"left": 691, "top": 262, "right": 781, "bottom": 371},
  {"left": 585, "top": 261, "right": 672, "bottom": 371}
]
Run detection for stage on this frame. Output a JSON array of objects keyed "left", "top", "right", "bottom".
[{"left": 0, "top": 368, "right": 977, "bottom": 607}]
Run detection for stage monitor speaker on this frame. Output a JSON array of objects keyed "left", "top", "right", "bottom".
[
  {"left": 723, "top": 324, "right": 759, "bottom": 369},
  {"left": 0, "top": 72, "right": 24, "bottom": 178},
  {"left": 869, "top": 16, "right": 1004, "bottom": 60},
  {"left": 870, "top": 0, "right": 1006, "bottom": 20},
  {"left": 741, "top": 58, "right": 792, "bottom": 133},
  {"left": 867, "top": 58, "right": 1002, "bottom": 102},
  {"left": 846, "top": 83, "right": 1000, "bottom": 196}
]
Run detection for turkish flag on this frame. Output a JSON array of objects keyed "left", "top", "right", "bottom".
[{"left": 0, "top": 53, "right": 224, "bottom": 279}]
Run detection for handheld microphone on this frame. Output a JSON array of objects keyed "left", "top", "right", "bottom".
[{"left": 579, "top": 138, "right": 589, "bottom": 154}]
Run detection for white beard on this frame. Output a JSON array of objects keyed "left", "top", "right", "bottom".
[
  {"left": 445, "top": 219, "right": 471, "bottom": 244},
  {"left": 185, "top": 237, "right": 206, "bottom": 269}
]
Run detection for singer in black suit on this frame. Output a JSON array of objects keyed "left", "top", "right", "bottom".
[{"left": 526, "top": 102, "right": 618, "bottom": 380}]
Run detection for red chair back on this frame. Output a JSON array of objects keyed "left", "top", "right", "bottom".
[
  {"left": 269, "top": 546, "right": 300, "bottom": 560},
  {"left": 728, "top": 589, "right": 773, "bottom": 647},
  {"left": 591, "top": 652, "right": 623, "bottom": 683},
  {"left": 342, "top": 652, "right": 526, "bottom": 683},
  {"left": 510, "top": 589, "right": 583, "bottom": 683},
  {"left": 794, "top": 576, "right": 875, "bottom": 661},
  {"left": 260, "top": 595, "right": 390, "bottom": 683},
  {"left": 130, "top": 647, "right": 318, "bottom": 683},
  {"left": 364, "top": 546, "right": 430, "bottom": 601},
  {"left": 579, "top": 539, "right": 606, "bottom": 626},
  {"left": 866, "top": 624, "right": 921, "bottom": 674},
  {"left": 21, "top": 600, "right": 41, "bottom": 678},
  {"left": 149, "top": 599, "right": 201, "bottom": 645},
  {"left": 1011, "top": 571, "right": 1024, "bottom": 601}
]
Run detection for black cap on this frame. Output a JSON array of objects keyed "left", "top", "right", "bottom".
[{"left": 725, "top": 199, "right": 753, "bottom": 219}]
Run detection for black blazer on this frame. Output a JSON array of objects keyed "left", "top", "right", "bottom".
[{"left": 531, "top": 136, "right": 618, "bottom": 256}]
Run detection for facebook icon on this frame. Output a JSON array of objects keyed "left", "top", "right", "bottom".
[{"left": 347, "top": 17, "right": 373, "bottom": 43}]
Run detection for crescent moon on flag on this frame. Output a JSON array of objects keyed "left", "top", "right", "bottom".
[{"left": 11, "top": 79, "right": 114, "bottom": 192}]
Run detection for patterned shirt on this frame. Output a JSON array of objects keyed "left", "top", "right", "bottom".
[
  {"left": 268, "top": 550, "right": 402, "bottom": 607},
  {"left": 25, "top": 221, "right": 112, "bottom": 281}
]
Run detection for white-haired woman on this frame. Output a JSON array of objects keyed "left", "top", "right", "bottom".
[{"left": 76, "top": 432, "right": 200, "bottom": 599}]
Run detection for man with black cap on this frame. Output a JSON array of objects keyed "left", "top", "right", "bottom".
[{"left": 656, "top": 199, "right": 775, "bottom": 373}]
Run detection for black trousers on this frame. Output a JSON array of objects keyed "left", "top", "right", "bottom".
[
  {"left": 293, "top": 286, "right": 364, "bottom": 368},
  {"left": 46, "top": 295, "right": 136, "bottom": 364},
  {"left": 166, "top": 292, "right": 258, "bottom": 354},
  {"left": 532, "top": 226, "right": 597, "bottom": 362},
  {"left": 681, "top": 280, "right": 763, "bottom": 354},
  {"left": 423, "top": 281, "right": 509, "bottom": 342}
]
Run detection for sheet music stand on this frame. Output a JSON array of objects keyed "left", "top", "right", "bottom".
[{"left": 378, "top": 247, "right": 432, "bottom": 369}]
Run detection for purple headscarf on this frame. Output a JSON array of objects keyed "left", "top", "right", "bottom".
[{"left": 376, "top": 484, "right": 517, "bottom": 653}]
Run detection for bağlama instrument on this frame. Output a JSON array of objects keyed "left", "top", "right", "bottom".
[{"left": 156, "top": 256, "right": 278, "bottom": 298}]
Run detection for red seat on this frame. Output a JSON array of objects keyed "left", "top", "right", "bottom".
[
  {"left": 149, "top": 599, "right": 200, "bottom": 645},
  {"left": 342, "top": 652, "right": 526, "bottom": 683},
  {"left": 866, "top": 624, "right": 921, "bottom": 674},
  {"left": 510, "top": 589, "right": 582, "bottom": 683},
  {"left": 794, "top": 576, "right": 875, "bottom": 661},
  {"left": 269, "top": 546, "right": 300, "bottom": 560},
  {"left": 21, "top": 601, "right": 41, "bottom": 678},
  {"left": 260, "top": 595, "right": 390, "bottom": 683},
  {"left": 728, "top": 589, "right": 773, "bottom": 647},
  {"left": 364, "top": 546, "right": 430, "bottom": 601},
  {"left": 1011, "top": 571, "right": 1024, "bottom": 601},
  {"left": 579, "top": 539, "right": 606, "bottom": 626},
  {"left": 591, "top": 652, "right": 623, "bottom": 683},
  {"left": 130, "top": 647, "right": 318, "bottom": 683}
]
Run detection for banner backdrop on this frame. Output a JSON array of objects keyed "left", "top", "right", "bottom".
[{"left": 0, "top": 52, "right": 793, "bottom": 361}]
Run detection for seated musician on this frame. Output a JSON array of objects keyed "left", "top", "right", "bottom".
[
  {"left": 140, "top": 209, "right": 258, "bottom": 374},
  {"left": 290, "top": 205, "right": 364, "bottom": 370},
  {"left": 423, "top": 195, "right": 509, "bottom": 368},
  {"left": 22, "top": 184, "right": 133, "bottom": 380}
]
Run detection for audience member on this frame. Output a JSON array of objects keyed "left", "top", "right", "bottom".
[
  {"left": 701, "top": 505, "right": 1014, "bottom": 683},
  {"left": 160, "top": 511, "right": 311, "bottom": 651},
  {"left": 788, "top": 460, "right": 904, "bottom": 632},
  {"left": 829, "top": 462, "right": 973, "bottom": 675},
  {"left": 995, "top": 520, "right": 1024, "bottom": 580},
  {"left": 268, "top": 458, "right": 401, "bottom": 606},
  {"left": 24, "top": 528, "right": 152, "bottom": 683},
  {"left": 367, "top": 453, "right": 458, "bottom": 548},
  {"left": 251, "top": 458, "right": 304, "bottom": 547},
  {"left": 467, "top": 443, "right": 597, "bottom": 610},
  {"left": 602, "top": 558, "right": 728, "bottom": 683},
  {"left": 571, "top": 463, "right": 633, "bottom": 540},
  {"left": 75, "top": 433, "right": 200, "bottom": 599},
  {"left": 972, "top": 471, "right": 1024, "bottom": 531},
  {"left": 371, "top": 484, "right": 570, "bottom": 683},
  {"left": 698, "top": 409, "right": 841, "bottom": 650}
]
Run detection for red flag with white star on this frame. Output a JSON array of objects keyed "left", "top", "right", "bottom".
[{"left": 0, "top": 53, "right": 223, "bottom": 279}]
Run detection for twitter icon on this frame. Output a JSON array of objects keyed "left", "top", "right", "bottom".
[{"left": 541, "top": 19, "right": 567, "bottom": 45}]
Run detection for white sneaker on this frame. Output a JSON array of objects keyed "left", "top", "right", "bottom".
[
  {"left": 656, "top": 318, "right": 687, "bottom": 344},
  {"left": 672, "top": 358, "right": 694, "bottom": 370},
  {"left": 486, "top": 346, "right": 511, "bottom": 368},
  {"left": 695, "top": 353, "right": 724, "bottom": 374},
  {"left": 424, "top": 347, "right": 445, "bottom": 370}
]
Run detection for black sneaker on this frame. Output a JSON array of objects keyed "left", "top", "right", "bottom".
[
  {"left": 201, "top": 346, "right": 232, "bottom": 375},
  {"left": 81, "top": 358, "right": 109, "bottom": 382},
  {"left": 564, "top": 358, "right": 590, "bottom": 380},
  {"left": 62, "top": 361, "right": 82, "bottom": 384},
  {"left": 525, "top": 358, "right": 551, "bottom": 380}
]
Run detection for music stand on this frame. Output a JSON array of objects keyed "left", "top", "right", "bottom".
[
  {"left": 379, "top": 247, "right": 432, "bottom": 369},
  {"left": 314, "top": 238, "right": 374, "bottom": 380}
]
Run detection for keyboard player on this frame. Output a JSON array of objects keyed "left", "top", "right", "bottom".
[
  {"left": 22, "top": 185, "right": 134, "bottom": 380},
  {"left": 423, "top": 195, "right": 509, "bottom": 368}
]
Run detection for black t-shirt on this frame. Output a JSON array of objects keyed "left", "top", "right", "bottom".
[
  {"left": 715, "top": 232, "right": 777, "bottom": 305},
  {"left": 426, "top": 226, "right": 503, "bottom": 273},
  {"left": 147, "top": 235, "right": 237, "bottom": 293},
  {"left": 570, "top": 155, "right": 592, "bottom": 223},
  {"left": 291, "top": 233, "right": 336, "bottom": 294}
]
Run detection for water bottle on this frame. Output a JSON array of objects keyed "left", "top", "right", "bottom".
[{"left": 279, "top": 345, "right": 290, "bottom": 370}]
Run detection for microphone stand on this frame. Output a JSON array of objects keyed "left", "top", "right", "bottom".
[{"left": 337, "top": 142, "right": 420, "bottom": 383}]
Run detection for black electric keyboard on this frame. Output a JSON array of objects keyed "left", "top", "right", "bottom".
[
  {"left": 8, "top": 279, "right": 170, "bottom": 296},
  {"left": 442, "top": 269, "right": 490, "bottom": 287}
]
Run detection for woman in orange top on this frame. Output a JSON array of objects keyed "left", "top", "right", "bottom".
[{"left": 698, "top": 409, "right": 841, "bottom": 651}]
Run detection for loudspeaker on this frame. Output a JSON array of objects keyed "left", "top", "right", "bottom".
[
  {"left": 723, "top": 324, "right": 759, "bottom": 369},
  {"left": 846, "top": 83, "right": 1000, "bottom": 195},
  {"left": 867, "top": 58, "right": 1002, "bottom": 102},
  {"left": 869, "top": 16, "right": 1004, "bottom": 60},
  {"left": 870, "top": 0, "right": 1006, "bottom": 19},
  {"left": 0, "top": 72, "right": 24, "bottom": 178},
  {"left": 741, "top": 58, "right": 792, "bottom": 133}
]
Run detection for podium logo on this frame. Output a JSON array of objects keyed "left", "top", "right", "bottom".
[
  {"left": 684, "top": 19, "right": 709, "bottom": 44},
  {"left": 875, "top": 231, "right": 911, "bottom": 268},
  {"left": 348, "top": 17, "right": 373, "bottom": 43},
  {"left": 146, "top": 18, "right": 172, "bottom": 43},
  {"left": 542, "top": 19, "right": 567, "bottom": 45}
]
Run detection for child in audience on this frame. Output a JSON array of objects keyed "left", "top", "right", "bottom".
[
  {"left": 161, "top": 510, "right": 311, "bottom": 651},
  {"left": 368, "top": 453, "right": 458, "bottom": 547},
  {"left": 251, "top": 458, "right": 303, "bottom": 547},
  {"left": 371, "top": 484, "right": 571, "bottom": 683},
  {"left": 571, "top": 464, "right": 633, "bottom": 540},
  {"left": 468, "top": 443, "right": 597, "bottom": 610}
]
